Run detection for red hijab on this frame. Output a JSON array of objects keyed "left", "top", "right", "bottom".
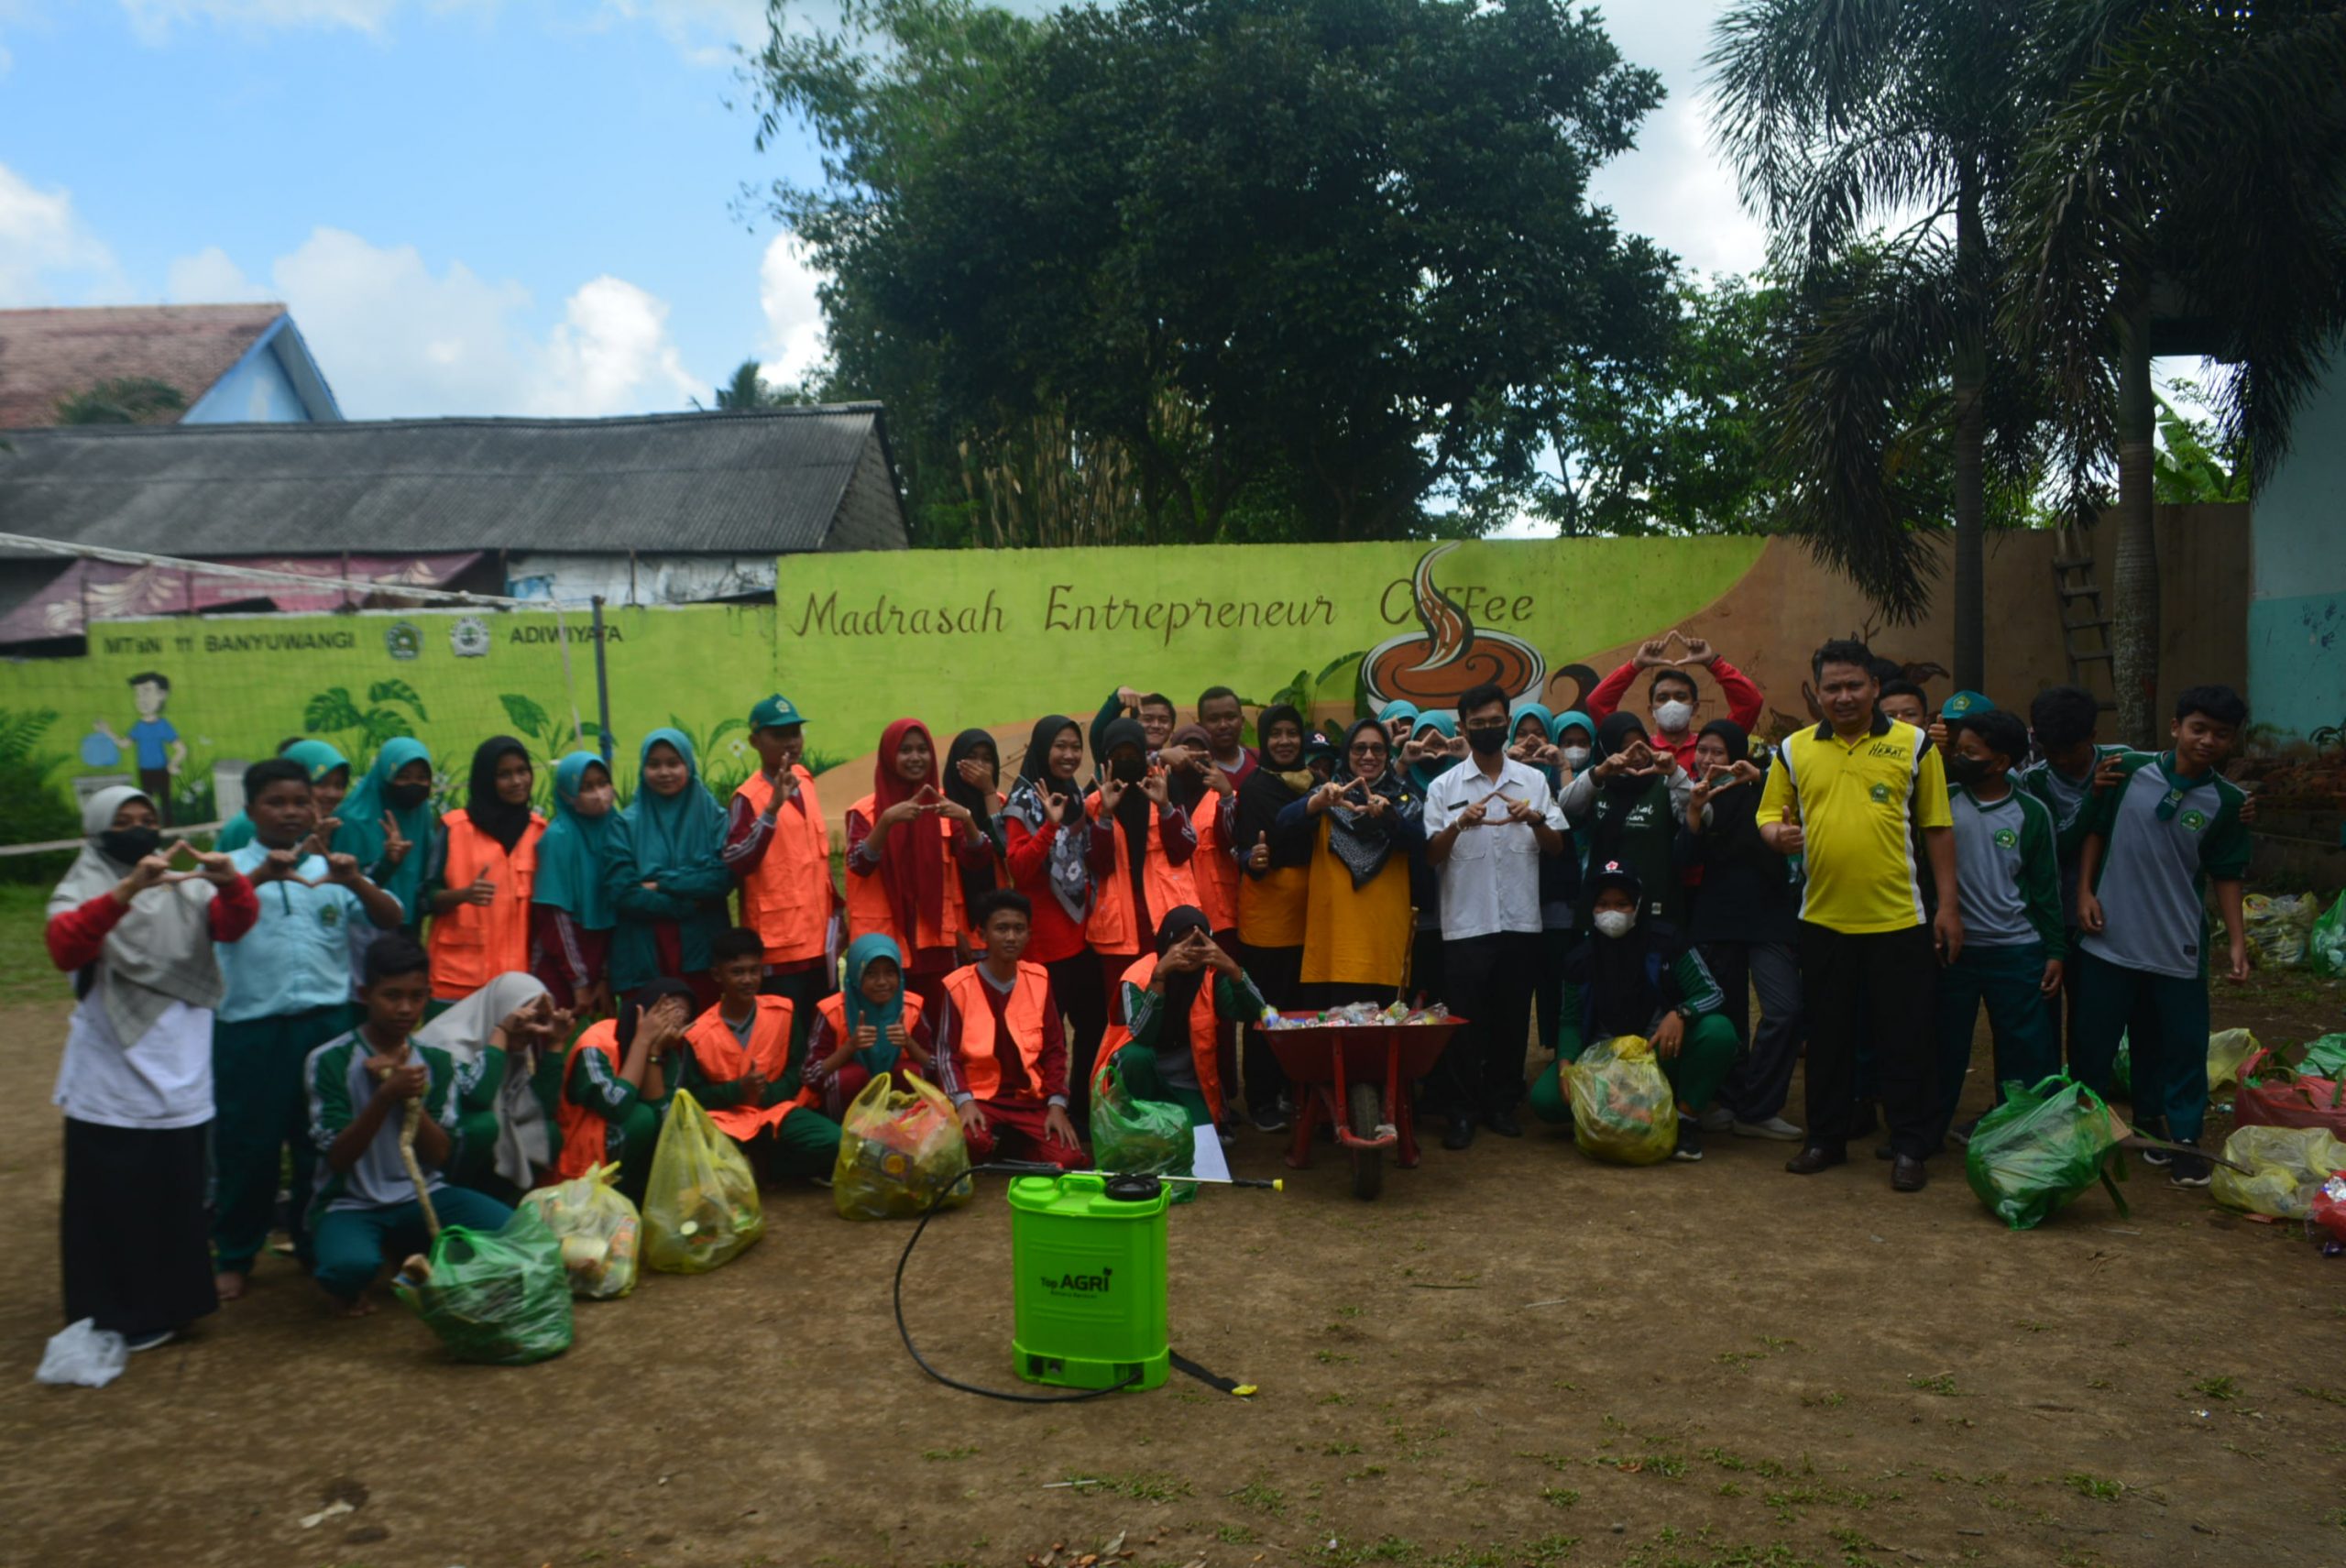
[{"left": 873, "top": 718, "right": 946, "bottom": 941}]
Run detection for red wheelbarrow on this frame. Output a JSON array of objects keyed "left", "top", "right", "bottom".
[{"left": 1265, "top": 1013, "right": 1465, "bottom": 1200}]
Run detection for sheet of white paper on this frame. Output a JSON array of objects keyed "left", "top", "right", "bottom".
[{"left": 1189, "top": 1124, "right": 1232, "bottom": 1184}]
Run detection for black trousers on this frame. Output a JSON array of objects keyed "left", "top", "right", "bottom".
[
  {"left": 1047, "top": 950, "right": 1110, "bottom": 1127},
  {"left": 1239, "top": 940, "right": 1304, "bottom": 1113},
  {"left": 1438, "top": 931, "right": 1541, "bottom": 1113},
  {"left": 61, "top": 1117, "right": 217, "bottom": 1338},
  {"left": 1797, "top": 921, "right": 1937, "bottom": 1157}
]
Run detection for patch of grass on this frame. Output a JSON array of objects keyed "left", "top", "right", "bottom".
[
  {"left": 1063, "top": 1470, "right": 1190, "bottom": 1502},
  {"left": 0, "top": 884, "right": 60, "bottom": 1003},
  {"left": 1346, "top": 1464, "right": 1388, "bottom": 1481},
  {"left": 1596, "top": 1451, "right": 1689, "bottom": 1478},
  {"left": 1800, "top": 1391, "right": 1847, "bottom": 1409},
  {"left": 1323, "top": 1441, "right": 1363, "bottom": 1456},
  {"left": 1717, "top": 1481, "right": 1744, "bottom": 1497},
  {"left": 2014, "top": 1319, "right": 2051, "bottom": 1332},
  {"left": 1540, "top": 1486, "right": 1579, "bottom": 1508},
  {"left": 2192, "top": 1375, "right": 2240, "bottom": 1401},
  {"left": 920, "top": 1445, "right": 977, "bottom": 1462},
  {"left": 2086, "top": 1376, "right": 2114, "bottom": 1390},
  {"left": 1907, "top": 1373, "right": 1961, "bottom": 1397},
  {"left": 1230, "top": 1472, "right": 1284, "bottom": 1515},
  {"left": 2063, "top": 1473, "right": 2125, "bottom": 1501},
  {"left": 1315, "top": 1349, "right": 1356, "bottom": 1365},
  {"left": 1321, "top": 1392, "right": 1350, "bottom": 1405},
  {"left": 2297, "top": 1385, "right": 2346, "bottom": 1407},
  {"left": 1215, "top": 1524, "right": 1258, "bottom": 1545},
  {"left": 1761, "top": 1482, "right": 1890, "bottom": 1524},
  {"left": 1518, "top": 1451, "right": 1574, "bottom": 1472}
]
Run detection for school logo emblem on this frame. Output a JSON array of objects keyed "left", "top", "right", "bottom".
[
  {"left": 384, "top": 621, "right": 422, "bottom": 661},
  {"left": 2180, "top": 809, "right": 2208, "bottom": 832},
  {"left": 1993, "top": 828, "right": 2018, "bottom": 849},
  {"left": 1869, "top": 782, "right": 1891, "bottom": 804},
  {"left": 318, "top": 903, "right": 342, "bottom": 930},
  {"left": 450, "top": 616, "right": 492, "bottom": 659}
]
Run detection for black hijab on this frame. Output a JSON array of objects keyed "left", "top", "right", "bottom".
[
  {"left": 1695, "top": 719, "right": 1758, "bottom": 833},
  {"left": 466, "top": 735, "right": 535, "bottom": 853},
  {"left": 943, "top": 728, "right": 1004, "bottom": 913},
  {"left": 1594, "top": 712, "right": 1654, "bottom": 799},
  {"left": 1097, "top": 715, "right": 1156, "bottom": 923},
  {"left": 1237, "top": 703, "right": 1312, "bottom": 870},
  {"left": 1016, "top": 714, "right": 1080, "bottom": 792},
  {"left": 616, "top": 979, "right": 698, "bottom": 1048},
  {"left": 1569, "top": 864, "right": 1676, "bottom": 1039},
  {"left": 1154, "top": 904, "right": 1214, "bottom": 1029},
  {"left": 1325, "top": 717, "right": 1417, "bottom": 889}
]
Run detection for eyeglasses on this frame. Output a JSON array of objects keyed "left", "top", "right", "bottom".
[{"left": 1349, "top": 742, "right": 1388, "bottom": 758}]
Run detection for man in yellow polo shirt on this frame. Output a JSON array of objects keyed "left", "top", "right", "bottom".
[{"left": 1759, "top": 639, "right": 1962, "bottom": 1191}]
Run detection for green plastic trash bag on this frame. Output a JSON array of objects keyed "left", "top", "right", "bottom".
[
  {"left": 2111, "top": 1033, "right": 2131, "bottom": 1097},
  {"left": 1964, "top": 1076, "right": 2132, "bottom": 1232},
  {"left": 393, "top": 1205, "right": 574, "bottom": 1365},
  {"left": 2297, "top": 1033, "right": 2346, "bottom": 1081},
  {"left": 2310, "top": 892, "right": 2346, "bottom": 978},
  {"left": 1092, "top": 1066, "right": 1197, "bottom": 1204}
]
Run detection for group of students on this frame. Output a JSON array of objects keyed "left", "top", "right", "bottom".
[{"left": 45, "top": 640, "right": 2257, "bottom": 1348}]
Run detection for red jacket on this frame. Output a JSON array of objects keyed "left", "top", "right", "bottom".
[{"left": 1585, "top": 655, "right": 1765, "bottom": 770}]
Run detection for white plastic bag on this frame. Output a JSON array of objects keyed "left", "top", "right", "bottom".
[{"left": 36, "top": 1319, "right": 126, "bottom": 1387}]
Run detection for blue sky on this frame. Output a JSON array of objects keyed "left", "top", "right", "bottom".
[{"left": 1, "top": 0, "right": 1762, "bottom": 421}]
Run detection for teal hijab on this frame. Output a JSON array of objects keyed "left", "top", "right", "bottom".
[
  {"left": 218, "top": 739, "right": 350, "bottom": 851},
  {"left": 1551, "top": 709, "right": 1595, "bottom": 748},
  {"left": 532, "top": 751, "right": 616, "bottom": 930},
  {"left": 842, "top": 932, "right": 908, "bottom": 1074},
  {"left": 333, "top": 737, "right": 433, "bottom": 922},
  {"left": 1408, "top": 713, "right": 1458, "bottom": 793},
  {"left": 1509, "top": 700, "right": 1557, "bottom": 745},
  {"left": 1377, "top": 699, "right": 1420, "bottom": 731},
  {"left": 621, "top": 728, "right": 728, "bottom": 875}
]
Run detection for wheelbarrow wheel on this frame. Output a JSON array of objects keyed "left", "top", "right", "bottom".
[{"left": 1348, "top": 1080, "right": 1384, "bottom": 1201}]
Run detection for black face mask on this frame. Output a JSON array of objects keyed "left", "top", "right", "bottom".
[
  {"left": 1943, "top": 753, "right": 1992, "bottom": 788},
  {"left": 1110, "top": 755, "right": 1146, "bottom": 784},
  {"left": 1465, "top": 725, "right": 1509, "bottom": 757},
  {"left": 101, "top": 826, "right": 162, "bottom": 864},
  {"left": 386, "top": 782, "right": 433, "bottom": 811}
]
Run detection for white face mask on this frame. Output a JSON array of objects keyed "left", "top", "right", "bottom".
[
  {"left": 1653, "top": 699, "right": 1695, "bottom": 734},
  {"left": 1593, "top": 909, "right": 1636, "bottom": 938},
  {"left": 1560, "top": 745, "right": 1591, "bottom": 768}
]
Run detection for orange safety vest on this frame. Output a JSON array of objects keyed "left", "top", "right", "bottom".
[
  {"left": 843, "top": 795, "right": 970, "bottom": 955},
  {"left": 1083, "top": 795, "right": 1203, "bottom": 956},
  {"left": 1093, "top": 952, "right": 1226, "bottom": 1124},
  {"left": 940, "top": 960, "right": 1053, "bottom": 1106},
  {"left": 734, "top": 768, "right": 835, "bottom": 966},
  {"left": 1189, "top": 790, "right": 1239, "bottom": 933},
  {"left": 684, "top": 996, "right": 807, "bottom": 1140},
  {"left": 556, "top": 1018, "right": 626, "bottom": 1181},
  {"left": 813, "top": 990, "right": 927, "bottom": 1058},
  {"left": 429, "top": 807, "right": 544, "bottom": 1002}
]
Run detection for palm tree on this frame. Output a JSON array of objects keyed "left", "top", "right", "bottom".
[
  {"left": 695, "top": 358, "right": 814, "bottom": 411},
  {"left": 1708, "top": 0, "right": 2050, "bottom": 687},
  {"left": 55, "top": 377, "right": 186, "bottom": 424},
  {"left": 2005, "top": 0, "right": 2346, "bottom": 743}
]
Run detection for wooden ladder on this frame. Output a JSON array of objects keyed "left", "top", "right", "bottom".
[{"left": 2051, "top": 524, "right": 2119, "bottom": 711}]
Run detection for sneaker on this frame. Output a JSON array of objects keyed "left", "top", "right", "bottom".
[
  {"left": 124, "top": 1329, "right": 177, "bottom": 1354},
  {"left": 2168, "top": 1147, "right": 2213, "bottom": 1188},
  {"left": 2139, "top": 1146, "right": 2173, "bottom": 1168},
  {"left": 1672, "top": 1118, "right": 1705, "bottom": 1162},
  {"left": 1732, "top": 1114, "right": 1803, "bottom": 1141},
  {"left": 1697, "top": 1106, "right": 1735, "bottom": 1134},
  {"left": 1249, "top": 1104, "right": 1289, "bottom": 1135}
]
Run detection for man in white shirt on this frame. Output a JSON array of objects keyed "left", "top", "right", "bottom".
[{"left": 1423, "top": 681, "right": 1568, "bottom": 1148}]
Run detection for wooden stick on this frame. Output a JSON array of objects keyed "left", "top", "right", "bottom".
[{"left": 376, "top": 1064, "right": 442, "bottom": 1241}]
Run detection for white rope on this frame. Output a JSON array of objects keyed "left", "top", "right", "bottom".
[{"left": 0, "top": 531, "right": 594, "bottom": 609}]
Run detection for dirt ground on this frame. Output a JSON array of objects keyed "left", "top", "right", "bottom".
[{"left": 3, "top": 970, "right": 2343, "bottom": 1568}]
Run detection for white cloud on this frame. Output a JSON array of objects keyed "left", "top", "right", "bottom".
[
  {"left": 116, "top": 0, "right": 399, "bottom": 44},
  {"left": 0, "top": 161, "right": 126, "bottom": 306},
  {"left": 162, "top": 227, "right": 703, "bottom": 418},
  {"left": 595, "top": 0, "right": 764, "bottom": 65},
  {"left": 756, "top": 232, "right": 828, "bottom": 391},
  {"left": 163, "top": 244, "right": 274, "bottom": 302}
]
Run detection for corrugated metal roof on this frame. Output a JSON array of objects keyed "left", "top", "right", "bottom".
[
  {"left": 0, "top": 304, "right": 289, "bottom": 428},
  {"left": 0, "top": 408, "right": 905, "bottom": 556}
]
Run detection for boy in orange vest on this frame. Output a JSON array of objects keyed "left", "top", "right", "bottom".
[
  {"left": 723, "top": 694, "right": 839, "bottom": 1025},
  {"left": 678, "top": 927, "right": 842, "bottom": 1180},
  {"left": 935, "top": 890, "right": 1087, "bottom": 1168}
]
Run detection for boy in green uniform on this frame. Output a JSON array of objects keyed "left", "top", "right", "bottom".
[
  {"left": 304, "top": 937, "right": 511, "bottom": 1316},
  {"left": 2071, "top": 685, "right": 2253, "bottom": 1188},
  {"left": 1932, "top": 707, "right": 2066, "bottom": 1143}
]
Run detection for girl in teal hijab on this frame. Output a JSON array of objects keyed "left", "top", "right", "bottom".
[
  {"left": 802, "top": 931, "right": 941, "bottom": 1117},
  {"left": 601, "top": 728, "right": 734, "bottom": 998},
  {"left": 531, "top": 751, "right": 619, "bottom": 1014},
  {"left": 331, "top": 737, "right": 433, "bottom": 930},
  {"left": 1406, "top": 711, "right": 1459, "bottom": 795},
  {"left": 216, "top": 739, "right": 350, "bottom": 851}
]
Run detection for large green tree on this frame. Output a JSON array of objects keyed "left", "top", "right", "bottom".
[
  {"left": 747, "top": 0, "right": 1678, "bottom": 544},
  {"left": 1708, "top": 0, "right": 2055, "bottom": 687}
]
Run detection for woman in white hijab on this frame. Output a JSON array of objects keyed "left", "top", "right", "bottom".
[
  {"left": 47, "top": 785, "right": 255, "bottom": 1352},
  {"left": 414, "top": 971, "right": 570, "bottom": 1200}
]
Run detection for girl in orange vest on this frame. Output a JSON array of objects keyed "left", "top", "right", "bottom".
[
  {"left": 556, "top": 980, "right": 691, "bottom": 1201},
  {"left": 1000, "top": 714, "right": 1116, "bottom": 1108},
  {"left": 1165, "top": 722, "right": 1241, "bottom": 937},
  {"left": 844, "top": 718, "right": 992, "bottom": 1018},
  {"left": 426, "top": 737, "right": 546, "bottom": 1006},
  {"left": 1094, "top": 905, "right": 1269, "bottom": 1138},
  {"left": 677, "top": 927, "right": 842, "bottom": 1179},
  {"left": 1233, "top": 704, "right": 1316, "bottom": 1131},
  {"left": 723, "top": 693, "right": 837, "bottom": 1019},
  {"left": 936, "top": 889, "right": 1086, "bottom": 1168},
  {"left": 1085, "top": 718, "right": 1202, "bottom": 1043},
  {"left": 802, "top": 933, "right": 937, "bottom": 1118}
]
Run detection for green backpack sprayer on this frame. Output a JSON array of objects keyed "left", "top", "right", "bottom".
[{"left": 893, "top": 1162, "right": 1280, "bottom": 1402}]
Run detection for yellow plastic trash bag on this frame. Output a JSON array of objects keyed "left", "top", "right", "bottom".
[
  {"left": 1564, "top": 1035, "right": 1677, "bottom": 1167},
  {"left": 834, "top": 1069, "right": 974, "bottom": 1220},
  {"left": 2207, "top": 1028, "right": 2261, "bottom": 1092},
  {"left": 641, "top": 1090, "right": 764, "bottom": 1273},
  {"left": 2212, "top": 1124, "right": 2346, "bottom": 1220},
  {"left": 519, "top": 1161, "right": 641, "bottom": 1299}
]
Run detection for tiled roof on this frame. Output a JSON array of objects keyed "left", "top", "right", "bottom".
[{"left": 0, "top": 304, "right": 288, "bottom": 428}]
